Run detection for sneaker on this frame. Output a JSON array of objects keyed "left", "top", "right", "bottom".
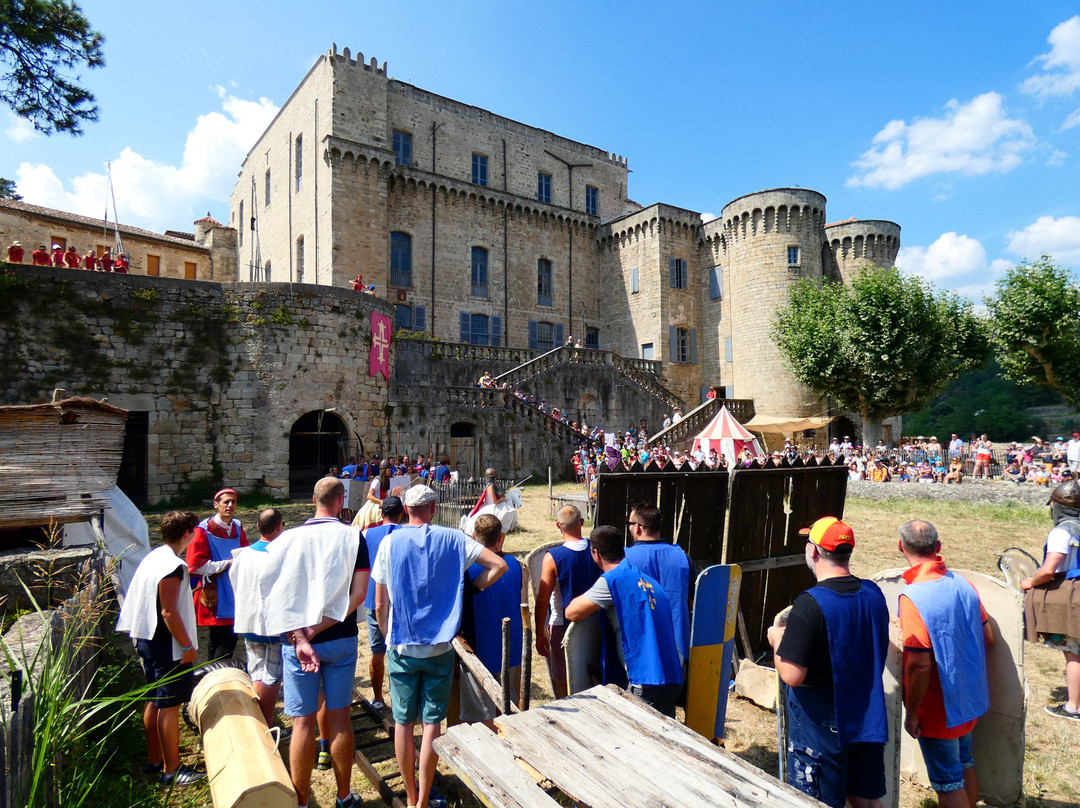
[
  {"left": 371, "top": 700, "right": 386, "bottom": 713},
  {"left": 316, "top": 741, "right": 331, "bottom": 771},
  {"left": 1045, "top": 703, "right": 1080, "bottom": 721},
  {"left": 336, "top": 791, "right": 359, "bottom": 808},
  {"left": 140, "top": 761, "right": 164, "bottom": 776},
  {"left": 160, "top": 765, "right": 207, "bottom": 787}
]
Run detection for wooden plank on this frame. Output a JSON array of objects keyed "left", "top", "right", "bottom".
[
  {"left": 434, "top": 723, "right": 560, "bottom": 808},
  {"left": 453, "top": 637, "right": 521, "bottom": 715},
  {"left": 352, "top": 745, "right": 407, "bottom": 808}
]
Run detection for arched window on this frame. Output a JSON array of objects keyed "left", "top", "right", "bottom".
[{"left": 391, "top": 232, "right": 412, "bottom": 287}]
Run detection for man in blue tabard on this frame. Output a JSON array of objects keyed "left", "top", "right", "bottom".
[
  {"left": 767, "top": 517, "right": 889, "bottom": 808},
  {"left": 534, "top": 505, "right": 601, "bottom": 698},
  {"left": 624, "top": 502, "right": 692, "bottom": 663},
  {"left": 361, "top": 495, "right": 408, "bottom": 713},
  {"left": 566, "top": 525, "right": 684, "bottom": 717},
  {"left": 373, "top": 485, "right": 507, "bottom": 808}
]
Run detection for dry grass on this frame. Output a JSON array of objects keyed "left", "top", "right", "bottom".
[{"left": 147, "top": 484, "right": 1075, "bottom": 808}]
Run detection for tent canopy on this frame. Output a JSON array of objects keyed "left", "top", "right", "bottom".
[
  {"left": 692, "top": 405, "right": 763, "bottom": 459},
  {"left": 744, "top": 414, "right": 834, "bottom": 433}
]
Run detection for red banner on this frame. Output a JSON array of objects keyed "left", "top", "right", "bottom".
[{"left": 369, "top": 312, "right": 391, "bottom": 380}]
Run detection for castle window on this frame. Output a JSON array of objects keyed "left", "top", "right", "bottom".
[
  {"left": 630, "top": 266, "right": 639, "bottom": 294},
  {"left": 398, "top": 304, "right": 427, "bottom": 331},
  {"left": 585, "top": 327, "right": 600, "bottom": 349},
  {"left": 670, "top": 327, "right": 697, "bottom": 364},
  {"left": 529, "top": 320, "right": 562, "bottom": 352},
  {"left": 184, "top": 261, "right": 197, "bottom": 280},
  {"left": 471, "top": 246, "right": 489, "bottom": 298},
  {"left": 393, "top": 130, "right": 412, "bottom": 166},
  {"left": 585, "top": 186, "right": 598, "bottom": 216},
  {"left": 709, "top": 266, "right": 723, "bottom": 299},
  {"left": 788, "top": 246, "right": 800, "bottom": 267},
  {"left": 725, "top": 337, "right": 733, "bottom": 363},
  {"left": 390, "top": 232, "right": 412, "bottom": 287},
  {"left": 146, "top": 255, "right": 160, "bottom": 276},
  {"left": 238, "top": 201, "right": 244, "bottom": 246},
  {"left": 295, "top": 134, "right": 303, "bottom": 192},
  {"left": 537, "top": 172, "right": 551, "bottom": 204},
  {"left": 296, "top": 236, "right": 304, "bottom": 282},
  {"left": 537, "top": 258, "right": 553, "bottom": 307},
  {"left": 472, "top": 153, "right": 488, "bottom": 186},
  {"left": 460, "top": 312, "right": 500, "bottom": 346},
  {"left": 265, "top": 169, "right": 271, "bottom": 206},
  {"left": 669, "top": 256, "right": 688, "bottom": 289},
  {"left": 641, "top": 343, "right": 654, "bottom": 360}
]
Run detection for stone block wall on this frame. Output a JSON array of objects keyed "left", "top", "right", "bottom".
[{"left": 0, "top": 267, "right": 391, "bottom": 501}]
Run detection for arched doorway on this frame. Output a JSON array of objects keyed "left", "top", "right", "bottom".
[
  {"left": 576, "top": 392, "right": 601, "bottom": 428},
  {"left": 289, "top": 410, "right": 348, "bottom": 499},
  {"left": 450, "top": 421, "right": 477, "bottom": 480}
]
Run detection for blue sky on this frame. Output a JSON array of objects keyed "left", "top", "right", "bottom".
[{"left": 6, "top": 1, "right": 1080, "bottom": 300}]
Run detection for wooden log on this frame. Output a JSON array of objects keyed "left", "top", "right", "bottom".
[
  {"left": 500, "top": 617, "right": 511, "bottom": 716},
  {"left": 452, "top": 637, "right": 520, "bottom": 715},
  {"left": 187, "top": 668, "right": 295, "bottom": 808},
  {"left": 520, "top": 603, "right": 532, "bottom": 711}
]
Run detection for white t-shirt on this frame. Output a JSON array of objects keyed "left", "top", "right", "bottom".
[
  {"left": 1068, "top": 439, "right": 1080, "bottom": 463},
  {"left": 1045, "top": 523, "right": 1080, "bottom": 573},
  {"left": 371, "top": 526, "right": 484, "bottom": 657}
]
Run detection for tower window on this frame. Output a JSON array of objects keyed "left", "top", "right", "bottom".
[
  {"left": 585, "top": 186, "right": 598, "bottom": 216},
  {"left": 472, "top": 153, "right": 488, "bottom": 186},
  {"left": 537, "top": 172, "right": 551, "bottom": 204},
  {"left": 788, "top": 246, "right": 800, "bottom": 266},
  {"left": 390, "top": 232, "right": 412, "bottom": 287},
  {"left": 393, "top": 130, "right": 412, "bottom": 166}
]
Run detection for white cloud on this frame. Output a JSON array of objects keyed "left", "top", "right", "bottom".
[
  {"left": 1062, "top": 109, "right": 1080, "bottom": 130},
  {"left": 4, "top": 114, "right": 38, "bottom": 143},
  {"left": 847, "top": 93, "right": 1035, "bottom": 190},
  {"left": 1005, "top": 215, "right": 1080, "bottom": 264},
  {"left": 700, "top": 212, "right": 717, "bottom": 223},
  {"left": 1021, "top": 16, "right": 1080, "bottom": 97},
  {"left": 897, "top": 233, "right": 1012, "bottom": 302},
  {"left": 15, "top": 89, "right": 278, "bottom": 232}
]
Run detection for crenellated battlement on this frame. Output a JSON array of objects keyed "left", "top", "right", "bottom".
[
  {"left": 328, "top": 43, "right": 387, "bottom": 75},
  {"left": 825, "top": 218, "right": 901, "bottom": 276}
]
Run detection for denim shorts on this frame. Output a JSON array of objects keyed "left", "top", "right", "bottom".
[
  {"left": 365, "top": 607, "right": 387, "bottom": 655},
  {"left": 785, "top": 687, "right": 886, "bottom": 808},
  {"left": 136, "top": 639, "right": 194, "bottom": 708},
  {"left": 918, "top": 732, "right": 974, "bottom": 792},
  {"left": 281, "top": 635, "right": 358, "bottom": 717}
]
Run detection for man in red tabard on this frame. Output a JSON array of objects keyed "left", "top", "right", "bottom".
[
  {"left": 186, "top": 488, "right": 248, "bottom": 661},
  {"left": 83, "top": 249, "right": 97, "bottom": 271},
  {"left": 6, "top": 240, "right": 24, "bottom": 263},
  {"left": 31, "top": 245, "right": 50, "bottom": 266},
  {"left": 100, "top": 248, "right": 114, "bottom": 272},
  {"left": 114, "top": 253, "right": 129, "bottom": 273},
  {"left": 64, "top": 246, "right": 80, "bottom": 268},
  {"left": 50, "top": 244, "right": 65, "bottom": 266}
]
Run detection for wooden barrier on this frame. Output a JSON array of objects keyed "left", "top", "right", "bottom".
[{"left": 187, "top": 668, "right": 295, "bottom": 808}]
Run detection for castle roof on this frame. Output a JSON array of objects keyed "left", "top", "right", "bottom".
[{"left": 0, "top": 199, "right": 211, "bottom": 250}]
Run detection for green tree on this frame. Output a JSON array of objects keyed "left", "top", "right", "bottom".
[
  {"left": 771, "top": 265, "right": 988, "bottom": 446},
  {"left": 0, "top": 0, "right": 104, "bottom": 135},
  {"left": 0, "top": 177, "right": 21, "bottom": 200},
  {"left": 986, "top": 256, "right": 1080, "bottom": 409}
]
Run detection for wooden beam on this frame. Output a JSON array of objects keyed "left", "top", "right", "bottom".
[{"left": 453, "top": 637, "right": 521, "bottom": 715}]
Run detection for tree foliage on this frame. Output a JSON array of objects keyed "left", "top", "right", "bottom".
[
  {"left": 0, "top": 177, "right": 20, "bottom": 200},
  {"left": 0, "top": 0, "right": 104, "bottom": 135},
  {"left": 985, "top": 256, "right": 1080, "bottom": 410},
  {"left": 771, "top": 265, "right": 989, "bottom": 439}
]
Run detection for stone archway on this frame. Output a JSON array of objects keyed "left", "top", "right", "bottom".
[
  {"left": 577, "top": 392, "right": 601, "bottom": 428},
  {"left": 289, "top": 410, "right": 349, "bottom": 499}
]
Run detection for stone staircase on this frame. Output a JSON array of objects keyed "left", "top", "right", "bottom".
[
  {"left": 647, "top": 397, "right": 756, "bottom": 447},
  {"left": 445, "top": 386, "right": 587, "bottom": 447},
  {"left": 493, "top": 346, "right": 685, "bottom": 412}
]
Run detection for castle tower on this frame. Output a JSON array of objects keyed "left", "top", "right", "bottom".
[
  {"left": 716, "top": 188, "right": 828, "bottom": 418},
  {"left": 824, "top": 218, "right": 901, "bottom": 283}
]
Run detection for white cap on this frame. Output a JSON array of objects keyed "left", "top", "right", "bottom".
[{"left": 404, "top": 485, "right": 436, "bottom": 507}]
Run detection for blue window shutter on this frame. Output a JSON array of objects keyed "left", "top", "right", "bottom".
[
  {"left": 460, "top": 311, "right": 470, "bottom": 343},
  {"left": 414, "top": 305, "right": 426, "bottom": 332},
  {"left": 709, "top": 267, "right": 721, "bottom": 299},
  {"left": 630, "top": 266, "right": 639, "bottom": 293},
  {"left": 669, "top": 326, "right": 677, "bottom": 362},
  {"left": 491, "top": 315, "right": 502, "bottom": 347},
  {"left": 668, "top": 255, "right": 677, "bottom": 287},
  {"left": 528, "top": 319, "right": 538, "bottom": 350},
  {"left": 554, "top": 323, "right": 564, "bottom": 346},
  {"left": 690, "top": 328, "right": 698, "bottom": 363}
]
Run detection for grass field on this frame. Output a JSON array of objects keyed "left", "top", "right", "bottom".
[{"left": 139, "top": 483, "right": 1076, "bottom": 808}]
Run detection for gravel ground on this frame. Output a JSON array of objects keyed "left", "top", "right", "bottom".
[{"left": 847, "top": 477, "right": 1054, "bottom": 507}]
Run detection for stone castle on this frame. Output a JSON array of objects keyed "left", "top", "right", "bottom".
[
  {"left": 0, "top": 44, "right": 902, "bottom": 504},
  {"left": 232, "top": 44, "right": 899, "bottom": 412}
]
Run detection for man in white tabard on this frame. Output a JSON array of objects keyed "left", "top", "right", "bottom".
[{"left": 374, "top": 485, "right": 507, "bottom": 808}]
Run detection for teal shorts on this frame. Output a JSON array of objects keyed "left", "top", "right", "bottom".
[{"left": 387, "top": 648, "right": 455, "bottom": 725}]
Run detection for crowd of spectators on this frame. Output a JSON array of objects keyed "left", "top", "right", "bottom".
[{"left": 8, "top": 240, "right": 129, "bottom": 272}]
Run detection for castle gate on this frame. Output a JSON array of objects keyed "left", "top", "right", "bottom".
[{"left": 289, "top": 411, "right": 349, "bottom": 499}]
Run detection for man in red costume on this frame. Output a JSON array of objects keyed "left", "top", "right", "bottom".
[
  {"left": 114, "top": 253, "right": 130, "bottom": 273},
  {"left": 186, "top": 488, "right": 248, "bottom": 661},
  {"left": 64, "top": 245, "right": 81, "bottom": 268},
  {"left": 6, "top": 240, "right": 24, "bottom": 263},
  {"left": 83, "top": 248, "right": 98, "bottom": 271},
  {"left": 31, "top": 245, "right": 50, "bottom": 266},
  {"left": 50, "top": 244, "right": 65, "bottom": 266}
]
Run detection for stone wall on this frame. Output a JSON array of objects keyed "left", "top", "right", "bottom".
[{"left": 0, "top": 266, "right": 391, "bottom": 502}]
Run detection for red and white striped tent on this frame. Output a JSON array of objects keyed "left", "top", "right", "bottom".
[{"left": 691, "top": 405, "right": 763, "bottom": 460}]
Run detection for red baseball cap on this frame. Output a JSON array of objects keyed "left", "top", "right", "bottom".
[{"left": 799, "top": 517, "right": 855, "bottom": 551}]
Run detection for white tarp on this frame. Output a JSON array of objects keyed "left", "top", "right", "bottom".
[{"left": 63, "top": 486, "right": 151, "bottom": 597}]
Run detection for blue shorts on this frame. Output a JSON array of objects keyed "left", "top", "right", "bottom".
[
  {"left": 918, "top": 732, "right": 974, "bottom": 793},
  {"left": 281, "top": 636, "right": 358, "bottom": 717},
  {"left": 387, "top": 648, "right": 455, "bottom": 725},
  {"left": 136, "top": 639, "right": 194, "bottom": 708},
  {"left": 365, "top": 607, "right": 387, "bottom": 655},
  {"left": 785, "top": 687, "right": 886, "bottom": 808}
]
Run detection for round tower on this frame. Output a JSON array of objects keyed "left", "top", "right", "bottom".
[
  {"left": 720, "top": 188, "right": 827, "bottom": 418},
  {"left": 824, "top": 218, "right": 901, "bottom": 283}
]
